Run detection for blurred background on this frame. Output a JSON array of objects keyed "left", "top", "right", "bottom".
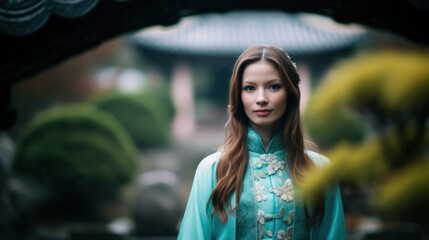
[{"left": 0, "top": 1, "right": 428, "bottom": 240}]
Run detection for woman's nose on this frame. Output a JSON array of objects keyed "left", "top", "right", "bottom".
[{"left": 256, "top": 90, "right": 268, "bottom": 105}]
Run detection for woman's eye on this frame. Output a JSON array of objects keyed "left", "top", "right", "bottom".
[
  {"left": 269, "top": 84, "right": 281, "bottom": 90},
  {"left": 243, "top": 86, "right": 255, "bottom": 91}
]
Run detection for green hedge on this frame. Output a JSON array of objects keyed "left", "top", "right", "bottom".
[
  {"left": 137, "top": 88, "right": 175, "bottom": 123},
  {"left": 92, "top": 89, "right": 174, "bottom": 148},
  {"left": 12, "top": 104, "right": 138, "bottom": 221},
  {"left": 304, "top": 104, "right": 366, "bottom": 149}
]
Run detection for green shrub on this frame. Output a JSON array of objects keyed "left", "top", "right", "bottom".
[
  {"left": 137, "top": 87, "right": 175, "bottom": 123},
  {"left": 92, "top": 90, "right": 173, "bottom": 148},
  {"left": 304, "top": 104, "right": 366, "bottom": 149},
  {"left": 12, "top": 104, "right": 138, "bottom": 221}
]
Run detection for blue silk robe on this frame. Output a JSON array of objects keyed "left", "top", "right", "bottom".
[{"left": 178, "top": 127, "right": 346, "bottom": 239}]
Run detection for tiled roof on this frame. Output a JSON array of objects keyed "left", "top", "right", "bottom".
[{"left": 132, "top": 11, "right": 367, "bottom": 56}]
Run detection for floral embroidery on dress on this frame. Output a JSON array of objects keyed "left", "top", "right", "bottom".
[
  {"left": 260, "top": 153, "right": 278, "bottom": 162},
  {"left": 267, "top": 158, "right": 285, "bottom": 176},
  {"left": 252, "top": 151, "right": 295, "bottom": 239},
  {"left": 253, "top": 153, "right": 286, "bottom": 177},
  {"left": 283, "top": 210, "right": 295, "bottom": 224},
  {"left": 277, "top": 226, "right": 293, "bottom": 240},
  {"left": 255, "top": 182, "right": 268, "bottom": 202},
  {"left": 257, "top": 210, "right": 274, "bottom": 239},
  {"left": 252, "top": 160, "right": 264, "bottom": 168},
  {"left": 257, "top": 208, "right": 295, "bottom": 240},
  {"left": 260, "top": 154, "right": 285, "bottom": 175},
  {"left": 253, "top": 170, "right": 267, "bottom": 180},
  {"left": 257, "top": 210, "right": 266, "bottom": 225},
  {"left": 270, "top": 179, "right": 294, "bottom": 202}
]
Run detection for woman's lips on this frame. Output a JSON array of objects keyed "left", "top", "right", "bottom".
[{"left": 254, "top": 109, "right": 272, "bottom": 117}]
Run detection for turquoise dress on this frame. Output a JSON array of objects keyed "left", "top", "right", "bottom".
[{"left": 178, "top": 127, "right": 346, "bottom": 239}]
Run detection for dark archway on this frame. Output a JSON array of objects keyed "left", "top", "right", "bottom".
[
  {"left": 1, "top": 0, "right": 428, "bottom": 129},
  {"left": 1, "top": 0, "right": 428, "bottom": 86}
]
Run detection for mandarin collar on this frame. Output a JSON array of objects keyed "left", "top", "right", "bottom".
[{"left": 247, "top": 126, "right": 284, "bottom": 154}]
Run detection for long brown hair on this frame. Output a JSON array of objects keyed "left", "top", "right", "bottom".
[{"left": 210, "top": 45, "right": 324, "bottom": 223}]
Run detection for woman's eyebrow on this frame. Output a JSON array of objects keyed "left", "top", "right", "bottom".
[
  {"left": 242, "top": 78, "right": 281, "bottom": 84},
  {"left": 242, "top": 80, "right": 255, "bottom": 84},
  {"left": 261, "top": 79, "right": 283, "bottom": 84},
  {"left": 266, "top": 79, "right": 282, "bottom": 83}
]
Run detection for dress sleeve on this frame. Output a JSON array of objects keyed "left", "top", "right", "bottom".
[
  {"left": 178, "top": 154, "right": 219, "bottom": 240},
  {"left": 307, "top": 151, "right": 347, "bottom": 239},
  {"left": 310, "top": 181, "right": 347, "bottom": 239}
]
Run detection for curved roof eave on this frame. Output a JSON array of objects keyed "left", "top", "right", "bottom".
[{"left": 132, "top": 11, "right": 368, "bottom": 57}]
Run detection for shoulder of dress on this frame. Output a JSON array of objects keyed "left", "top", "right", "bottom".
[
  {"left": 195, "top": 151, "right": 222, "bottom": 173},
  {"left": 305, "top": 150, "right": 331, "bottom": 168}
]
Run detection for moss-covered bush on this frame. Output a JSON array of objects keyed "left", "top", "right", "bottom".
[
  {"left": 92, "top": 89, "right": 173, "bottom": 149},
  {"left": 12, "top": 104, "right": 138, "bottom": 222}
]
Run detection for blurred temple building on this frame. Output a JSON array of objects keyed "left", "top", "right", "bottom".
[{"left": 130, "top": 11, "right": 368, "bottom": 139}]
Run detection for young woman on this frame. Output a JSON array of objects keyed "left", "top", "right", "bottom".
[{"left": 178, "top": 45, "right": 346, "bottom": 239}]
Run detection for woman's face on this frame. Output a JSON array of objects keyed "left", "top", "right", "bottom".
[{"left": 241, "top": 60, "right": 287, "bottom": 133}]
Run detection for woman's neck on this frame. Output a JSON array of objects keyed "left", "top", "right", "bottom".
[{"left": 250, "top": 123, "right": 275, "bottom": 151}]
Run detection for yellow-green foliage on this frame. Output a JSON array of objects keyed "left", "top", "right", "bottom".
[
  {"left": 374, "top": 157, "right": 429, "bottom": 220},
  {"left": 309, "top": 50, "right": 429, "bottom": 113},
  {"left": 305, "top": 50, "right": 429, "bottom": 149},
  {"left": 300, "top": 137, "right": 388, "bottom": 201},
  {"left": 302, "top": 50, "right": 429, "bottom": 220}
]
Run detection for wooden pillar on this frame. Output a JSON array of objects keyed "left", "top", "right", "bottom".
[{"left": 171, "top": 62, "right": 195, "bottom": 140}]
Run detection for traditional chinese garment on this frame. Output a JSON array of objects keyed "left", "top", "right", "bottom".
[{"left": 178, "top": 126, "right": 346, "bottom": 239}]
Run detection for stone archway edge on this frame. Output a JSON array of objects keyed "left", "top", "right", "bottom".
[{"left": 0, "top": 0, "right": 428, "bottom": 85}]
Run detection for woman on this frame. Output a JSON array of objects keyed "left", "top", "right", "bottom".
[{"left": 178, "top": 45, "right": 346, "bottom": 239}]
